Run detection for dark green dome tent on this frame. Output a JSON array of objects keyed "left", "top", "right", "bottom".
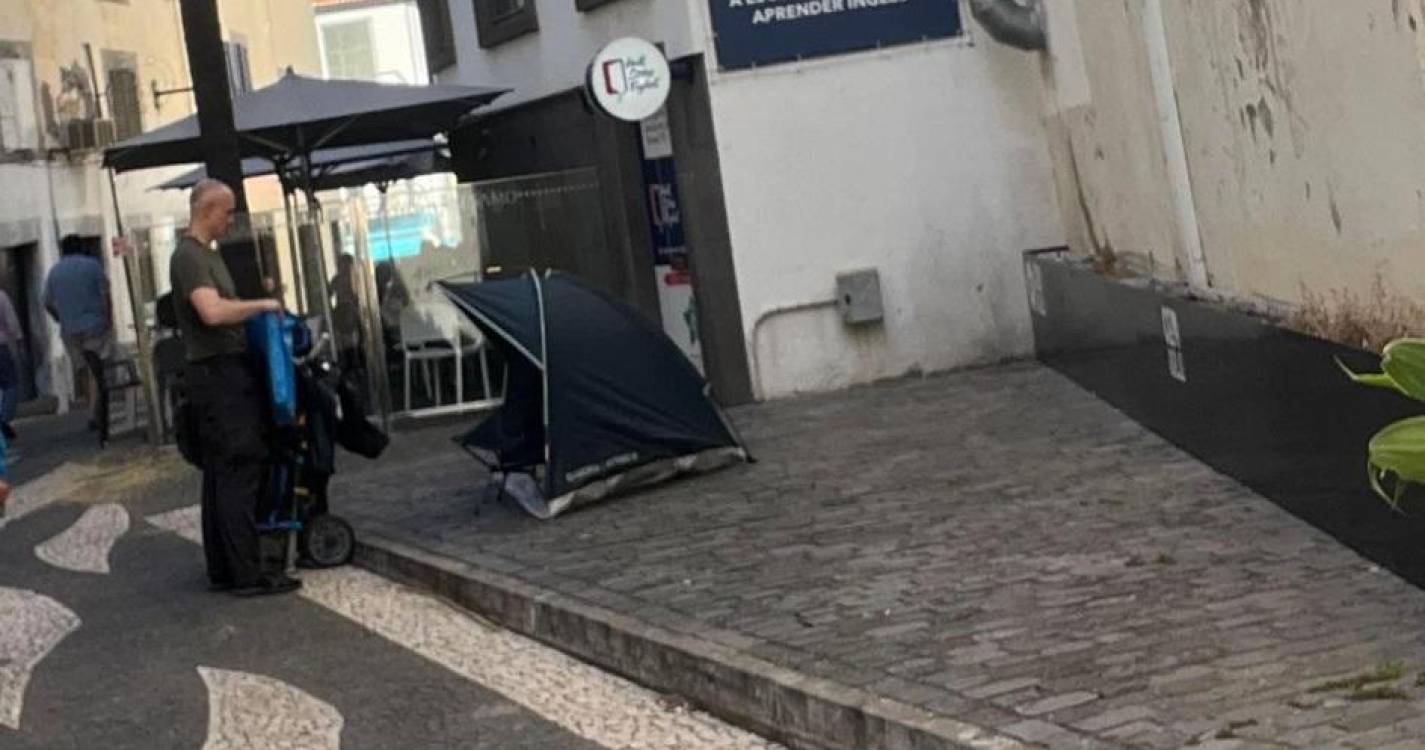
[{"left": 440, "top": 271, "right": 748, "bottom": 519}]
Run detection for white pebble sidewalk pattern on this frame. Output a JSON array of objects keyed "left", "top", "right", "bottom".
[
  {"left": 149, "top": 505, "right": 785, "bottom": 750},
  {"left": 34, "top": 504, "right": 130, "bottom": 574},
  {"left": 0, "top": 587, "right": 81, "bottom": 729},
  {"left": 198, "top": 667, "right": 344, "bottom": 750}
]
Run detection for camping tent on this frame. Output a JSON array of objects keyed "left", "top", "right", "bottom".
[{"left": 439, "top": 271, "right": 747, "bottom": 519}]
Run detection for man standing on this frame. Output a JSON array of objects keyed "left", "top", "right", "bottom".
[
  {"left": 171, "top": 179, "right": 298, "bottom": 597},
  {"left": 44, "top": 235, "right": 113, "bottom": 446}
]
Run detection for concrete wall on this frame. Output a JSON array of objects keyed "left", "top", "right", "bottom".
[
  {"left": 691, "top": 7, "right": 1066, "bottom": 399},
  {"left": 1166, "top": 0, "right": 1425, "bottom": 304},
  {"left": 1036, "top": 0, "right": 1184, "bottom": 280},
  {"left": 1041, "top": 0, "right": 1425, "bottom": 308},
  {"left": 316, "top": 1, "right": 429, "bottom": 85},
  {"left": 446, "top": 0, "right": 696, "bottom": 104}
]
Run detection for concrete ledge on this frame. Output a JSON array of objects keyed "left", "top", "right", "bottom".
[{"left": 355, "top": 532, "right": 1028, "bottom": 750}]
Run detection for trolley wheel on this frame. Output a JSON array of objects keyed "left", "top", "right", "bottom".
[{"left": 299, "top": 514, "right": 355, "bottom": 569}]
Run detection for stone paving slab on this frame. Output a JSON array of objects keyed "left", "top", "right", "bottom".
[{"left": 336, "top": 363, "right": 1425, "bottom": 749}]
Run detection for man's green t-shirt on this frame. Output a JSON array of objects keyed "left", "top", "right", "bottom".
[{"left": 169, "top": 236, "right": 246, "bottom": 362}]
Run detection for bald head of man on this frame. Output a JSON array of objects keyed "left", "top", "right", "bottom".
[{"left": 189, "top": 179, "right": 236, "bottom": 245}]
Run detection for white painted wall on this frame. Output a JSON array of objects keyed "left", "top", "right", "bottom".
[
  {"left": 316, "top": 1, "right": 429, "bottom": 85},
  {"left": 446, "top": 0, "right": 696, "bottom": 105},
  {"left": 438, "top": 1, "right": 1066, "bottom": 400},
  {"left": 692, "top": 9, "right": 1066, "bottom": 399}
]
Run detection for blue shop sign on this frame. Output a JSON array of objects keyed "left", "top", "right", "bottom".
[{"left": 708, "top": 0, "right": 963, "bottom": 70}]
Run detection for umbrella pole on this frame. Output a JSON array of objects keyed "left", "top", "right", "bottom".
[
  {"left": 379, "top": 182, "right": 394, "bottom": 263},
  {"left": 279, "top": 177, "right": 306, "bottom": 316},
  {"left": 298, "top": 147, "right": 336, "bottom": 352},
  {"left": 105, "top": 168, "right": 161, "bottom": 446}
]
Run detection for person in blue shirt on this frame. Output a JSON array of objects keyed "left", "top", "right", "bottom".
[{"left": 44, "top": 236, "right": 113, "bottom": 447}]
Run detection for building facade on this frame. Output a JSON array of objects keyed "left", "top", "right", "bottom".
[
  {"left": 414, "top": 0, "right": 1065, "bottom": 402},
  {"left": 0, "top": 0, "right": 320, "bottom": 408},
  {"left": 1029, "top": 0, "right": 1425, "bottom": 316},
  {"left": 315, "top": 0, "right": 429, "bottom": 85}
]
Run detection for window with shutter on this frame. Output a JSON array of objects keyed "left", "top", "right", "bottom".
[
  {"left": 575, "top": 0, "right": 623, "bottom": 11},
  {"left": 416, "top": 0, "right": 457, "bottom": 74},
  {"left": 322, "top": 20, "right": 378, "bottom": 81},
  {"left": 473, "top": 0, "right": 537, "bottom": 49},
  {"left": 107, "top": 67, "right": 141, "bottom": 141},
  {"left": 0, "top": 58, "right": 38, "bottom": 152},
  {"left": 223, "top": 41, "right": 252, "bottom": 96}
]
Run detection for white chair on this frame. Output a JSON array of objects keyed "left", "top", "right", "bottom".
[
  {"left": 427, "top": 302, "right": 485, "bottom": 405},
  {"left": 399, "top": 303, "right": 485, "bottom": 411},
  {"left": 399, "top": 305, "right": 452, "bottom": 411}
]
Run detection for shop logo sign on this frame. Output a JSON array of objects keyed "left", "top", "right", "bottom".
[{"left": 587, "top": 38, "right": 671, "bottom": 122}]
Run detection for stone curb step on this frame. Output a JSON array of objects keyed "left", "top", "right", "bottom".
[{"left": 355, "top": 532, "right": 1034, "bottom": 750}]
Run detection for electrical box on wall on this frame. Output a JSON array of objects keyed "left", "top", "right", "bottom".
[{"left": 835, "top": 269, "right": 883, "bottom": 325}]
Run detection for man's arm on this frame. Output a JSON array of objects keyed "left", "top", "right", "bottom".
[{"left": 189, "top": 287, "right": 281, "bottom": 328}]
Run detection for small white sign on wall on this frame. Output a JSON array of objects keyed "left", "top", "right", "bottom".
[
  {"left": 640, "top": 108, "right": 674, "bottom": 160},
  {"left": 1162, "top": 306, "right": 1186, "bottom": 383}
]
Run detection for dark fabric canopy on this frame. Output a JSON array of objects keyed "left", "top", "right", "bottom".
[
  {"left": 105, "top": 71, "right": 506, "bottom": 173},
  {"left": 440, "top": 271, "right": 746, "bottom": 518},
  {"left": 152, "top": 140, "right": 450, "bottom": 192}
]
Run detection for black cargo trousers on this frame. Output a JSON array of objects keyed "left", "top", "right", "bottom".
[{"left": 186, "top": 353, "right": 269, "bottom": 587}]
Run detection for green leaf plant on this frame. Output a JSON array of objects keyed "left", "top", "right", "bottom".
[{"left": 1341, "top": 339, "right": 1425, "bottom": 509}]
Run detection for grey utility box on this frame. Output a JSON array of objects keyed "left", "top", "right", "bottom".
[{"left": 835, "top": 269, "right": 884, "bottom": 325}]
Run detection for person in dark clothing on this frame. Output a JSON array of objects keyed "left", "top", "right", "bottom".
[
  {"left": 45, "top": 235, "right": 113, "bottom": 446},
  {"left": 329, "top": 254, "right": 363, "bottom": 378},
  {"left": 170, "top": 179, "right": 298, "bottom": 598}
]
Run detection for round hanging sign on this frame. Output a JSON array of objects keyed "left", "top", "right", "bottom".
[{"left": 586, "top": 38, "right": 671, "bottom": 122}]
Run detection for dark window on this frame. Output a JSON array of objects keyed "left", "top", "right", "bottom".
[
  {"left": 575, "top": 0, "right": 622, "bottom": 11},
  {"left": 223, "top": 41, "right": 252, "bottom": 96},
  {"left": 473, "top": 0, "right": 538, "bottom": 49},
  {"left": 416, "top": 0, "right": 457, "bottom": 73},
  {"left": 106, "top": 66, "right": 141, "bottom": 140}
]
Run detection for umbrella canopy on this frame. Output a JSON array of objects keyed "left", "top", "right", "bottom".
[
  {"left": 152, "top": 140, "right": 450, "bottom": 192},
  {"left": 440, "top": 271, "right": 748, "bottom": 519},
  {"left": 104, "top": 70, "right": 506, "bottom": 173}
]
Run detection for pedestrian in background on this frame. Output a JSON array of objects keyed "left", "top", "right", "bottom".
[
  {"left": 0, "top": 286, "right": 24, "bottom": 442},
  {"left": 44, "top": 235, "right": 113, "bottom": 447},
  {"left": 171, "top": 179, "right": 297, "bottom": 597},
  {"left": 330, "top": 254, "right": 363, "bottom": 376}
]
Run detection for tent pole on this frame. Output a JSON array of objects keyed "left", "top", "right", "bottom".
[{"left": 531, "top": 270, "right": 552, "bottom": 497}]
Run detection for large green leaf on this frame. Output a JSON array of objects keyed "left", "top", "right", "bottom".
[
  {"left": 1383, "top": 339, "right": 1425, "bottom": 402},
  {"left": 1368, "top": 417, "right": 1425, "bottom": 507}
]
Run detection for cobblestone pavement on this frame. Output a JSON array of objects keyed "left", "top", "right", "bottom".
[{"left": 340, "top": 363, "right": 1425, "bottom": 749}]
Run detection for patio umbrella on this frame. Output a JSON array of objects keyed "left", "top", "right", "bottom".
[
  {"left": 104, "top": 70, "right": 505, "bottom": 175},
  {"left": 105, "top": 71, "right": 507, "bottom": 428},
  {"left": 150, "top": 140, "right": 449, "bottom": 193}
]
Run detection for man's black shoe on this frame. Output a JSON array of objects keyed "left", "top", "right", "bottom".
[{"left": 231, "top": 575, "right": 301, "bottom": 598}]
